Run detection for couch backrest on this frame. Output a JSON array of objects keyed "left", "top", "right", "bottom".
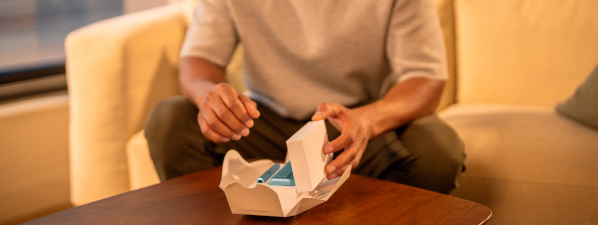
[{"left": 453, "top": 0, "right": 598, "bottom": 106}]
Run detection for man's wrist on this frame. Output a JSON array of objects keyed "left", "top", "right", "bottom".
[
  {"left": 183, "top": 79, "right": 220, "bottom": 108},
  {"left": 353, "top": 104, "right": 382, "bottom": 140},
  {"left": 357, "top": 98, "right": 410, "bottom": 139}
]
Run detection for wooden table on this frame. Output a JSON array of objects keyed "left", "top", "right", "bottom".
[{"left": 26, "top": 167, "right": 491, "bottom": 224}]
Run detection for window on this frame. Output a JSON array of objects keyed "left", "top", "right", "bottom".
[{"left": 0, "top": 0, "right": 123, "bottom": 85}]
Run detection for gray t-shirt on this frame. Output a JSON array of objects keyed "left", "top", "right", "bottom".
[{"left": 181, "top": 0, "right": 447, "bottom": 120}]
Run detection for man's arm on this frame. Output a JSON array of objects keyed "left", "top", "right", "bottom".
[
  {"left": 312, "top": 77, "right": 445, "bottom": 179},
  {"left": 179, "top": 56, "right": 260, "bottom": 142}
]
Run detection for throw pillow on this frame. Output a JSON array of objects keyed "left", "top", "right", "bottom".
[{"left": 556, "top": 62, "right": 598, "bottom": 130}]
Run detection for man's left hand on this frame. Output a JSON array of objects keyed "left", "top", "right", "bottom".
[{"left": 311, "top": 102, "right": 373, "bottom": 180}]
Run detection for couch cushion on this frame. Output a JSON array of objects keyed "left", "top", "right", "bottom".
[
  {"left": 455, "top": 0, "right": 598, "bottom": 106},
  {"left": 441, "top": 104, "right": 598, "bottom": 186},
  {"left": 440, "top": 104, "right": 598, "bottom": 224},
  {"left": 556, "top": 62, "right": 598, "bottom": 130}
]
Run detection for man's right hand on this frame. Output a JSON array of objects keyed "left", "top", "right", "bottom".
[
  {"left": 179, "top": 56, "right": 260, "bottom": 143},
  {"left": 196, "top": 83, "right": 260, "bottom": 142}
]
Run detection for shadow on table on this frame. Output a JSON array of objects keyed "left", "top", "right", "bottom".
[{"left": 239, "top": 214, "right": 302, "bottom": 223}]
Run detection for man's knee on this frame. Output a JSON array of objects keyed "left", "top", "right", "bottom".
[
  {"left": 401, "top": 114, "right": 465, "bottom": 164},
  {"left": 145, "top": 96, "right": 199, "bottom": 180},
  {"left": 392, "top": 114, "right": 466, "bottom": 194},
  {"left": 145, "top": 96, "right": 197, "bottom": 139}
]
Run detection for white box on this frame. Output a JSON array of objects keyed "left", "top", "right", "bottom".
[
  {"left": 286, "top": 120, "right": 333, "bottom": 192},
  {"left": 219, "top": 121, "right": 350, "bottom": 217}
]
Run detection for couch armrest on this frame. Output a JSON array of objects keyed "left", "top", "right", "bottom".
[{"left": 65, "top": 3, "right": 185, "bottom": 206}]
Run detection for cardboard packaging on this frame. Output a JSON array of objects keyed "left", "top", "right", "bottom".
[
  {"left": 286, "top": 120, "right": 333, "bottom": 192},
  {"left": 219, "top": 121, "right": 351, "bottom": 217}
]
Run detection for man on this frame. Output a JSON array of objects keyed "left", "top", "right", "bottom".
[{"left": 145, "top": 0, "right": 465, "bottom": 194}]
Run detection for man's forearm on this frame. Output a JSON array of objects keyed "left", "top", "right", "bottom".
[
  {"left": 359, "top": 78, "right": 445, "bottom": 139},
  {"left": 179, "top": 56, "right": 227, "bottom": 106}
]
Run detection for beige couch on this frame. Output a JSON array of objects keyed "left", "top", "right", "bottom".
[{"left": 66, "top": 0, "right": 598, "bottom": 224}]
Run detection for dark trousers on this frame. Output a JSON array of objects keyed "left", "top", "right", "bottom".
[{"left": 145, "top": 96, "right": 465, "bottom": 194}]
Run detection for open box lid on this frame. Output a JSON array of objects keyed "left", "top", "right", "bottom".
[{"left": 286, "top": 120, "right": 333, "bottom": 193}]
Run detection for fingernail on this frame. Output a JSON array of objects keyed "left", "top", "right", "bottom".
[
  {"left": 221, "top": 137, "right": 230, "bottom": 142},
  {"left": 241, "top": 128, "right": 249, "bottom": 136},
  {"left": 328, "top": 173, "right": 338, "bottom": 179},
  {"left": 325, "top": 147, "right": 333, "bottom": 154},
  {"left": 312, "top": 113, "right": 322, "bottom": 120},
  {"left": 327, "top": 166, "right": 336, "bottom": 174},
  {"left": 245, "top": 120, "right": 254, "bottom": 128},
  {"left": 232, "top": 134, "right": 241, "bottom": 140}
]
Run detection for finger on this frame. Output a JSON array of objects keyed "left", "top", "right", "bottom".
[
  {"left": 326, "top": 147, "right": 362, "bottom": 180},
  {"left": 323, "top": 129, "right": 354, "bottom": 154},
  {"left": 328, "top": 163, "right": 358, "bottom": 180},
  {"left": 350, "top": 138, "right": 368, "bottom": 169},
  {"left": 326, "top": 163, "right": 349, "bottom": 180},
  {"left": 346, "top": 128, "right": 367, "bottom": 169},
  {"left": 325, "top": 143, "right": 357, "bottom": 176},
  {"left": 311, "top": 103, "right": 342, "bottom": 121},
  {"left": 198, "top": 115, "right": 231, "bottom": 142},
  {"left": 326, "top": 131, "right": 368, "bottom": 179},
  {"left": 203, "top": 107, "right": 243, "bottom": 140},
  {"left": 218, "top": 92, "right": 253, "bottom": 133},
  {"left": 210, "top": 96, "right": 250, "bottom": 137},
  {"left": 238, "top": 94, "right": 260, "bottom": 120}
]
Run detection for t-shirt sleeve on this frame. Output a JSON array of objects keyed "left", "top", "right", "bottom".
[
  {"left": 386, "top": 0, "right": 447, "bottom": 83},
  {"left": 180, "top": 0, "right": 238, "bottom": 67}
]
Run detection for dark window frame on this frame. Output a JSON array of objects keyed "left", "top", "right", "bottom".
[{"left": 0, "top": 63, "right": 65, "bottom": 85}]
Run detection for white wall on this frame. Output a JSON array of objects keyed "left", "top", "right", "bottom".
[{"left": 0, "top": 91, "right": 70, "bottom": 224}]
